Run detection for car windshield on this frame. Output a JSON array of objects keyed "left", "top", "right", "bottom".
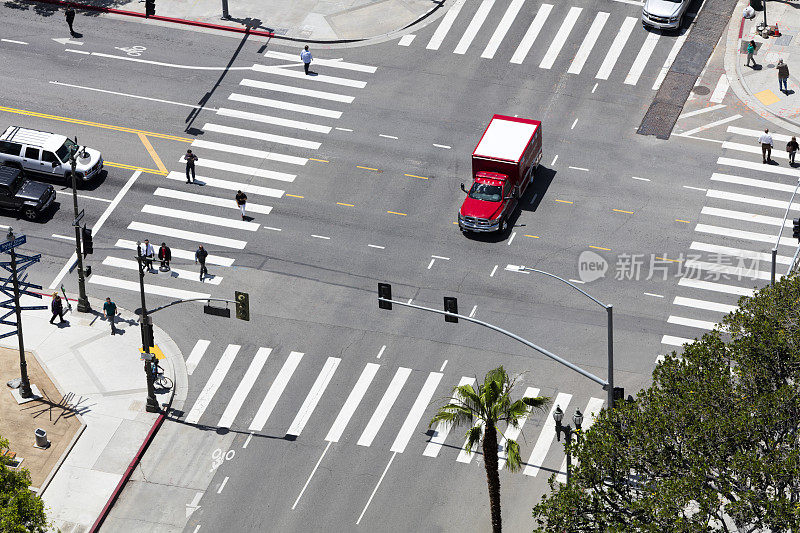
[
  {"left": 468, "top": 183, "right": 502, "bottom": 202},
  {"left": 55, "top": 139, "right": 77, "bottom": 162}
]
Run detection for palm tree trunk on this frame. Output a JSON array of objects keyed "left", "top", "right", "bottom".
[{"left": 482, "top": 422, "right": 502, "bottom": 532}]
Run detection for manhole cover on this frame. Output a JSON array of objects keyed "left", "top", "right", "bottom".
[{"left": 692, "top": 86, "right": 711, "bottom": 95}]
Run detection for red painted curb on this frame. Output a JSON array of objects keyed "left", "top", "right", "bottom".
[
  {"left": 739, "top": 16, "right": 745, "bottom": 39},
  {"left": 89, "top": 412, "right": 166, "bottom": 533},
  {"left": 32, "top": 0, "right": 274, "bottom": 38}
]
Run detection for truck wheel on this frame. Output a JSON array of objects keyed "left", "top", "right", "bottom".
[{"left": 22, "top": 207, "right": 38, "bottom": 221}]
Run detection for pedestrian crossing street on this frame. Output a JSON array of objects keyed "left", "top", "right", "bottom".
[
  {"left": 661, "top": 125, "right": 800, "bottom": 350},
  {"left": 183, "top": 340, "right": 604, "bottom": 481},
  {"left": 88, "top": 53, "right": 377, "bottom": 301},
  {"left": 400, "top": 0, "right": 688, "bottom": 89}
]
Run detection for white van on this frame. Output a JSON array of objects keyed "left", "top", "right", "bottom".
[{"left": 0, "top": 126, "right": 103, "bottom": 184}]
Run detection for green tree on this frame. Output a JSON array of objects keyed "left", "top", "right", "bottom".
[
  {"left": 0, "top": 435, "right": 48, "bottom": 533},
  {"left": 430, "top": 366, "right": 550, "bottom": 533},
  {"left": 532, "top": 274, "right": 800, "bottom": 532}
]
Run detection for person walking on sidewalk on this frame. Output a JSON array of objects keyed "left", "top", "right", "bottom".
[
  {"left": 65, "top": 4, "right": 76, "bottom": 36},
  {"left": 158, "top": 242, "right": 172, "bottom": 271},
  {"left": 195, "top": 244, "right": 208, "bottom": 281},
  {"left": 236, "top": 190, "right": 247, "bottom": 220},
  {"left": 184, "top": 149, "right": 198, "bottom": 183},
  {"left": 746, "top": 40, "right": 757, "bottom": 68},
  {"left": 301, "top": 45, "right": 313, "bottom": 75},
  {"left": 103, "top": 297, "right": 118, "bottom": 335},
  {"left": 50, "top": 293, "right": 65, "bottom": 325},
  {"left": 778, "top": 59, "right": 790, "bottom": 93},
  {"left": 788, "top": 136, "right": 800, "bottom": 166},
  {"left": 759, "top": 128, "right": 774, "bottom": 163}
]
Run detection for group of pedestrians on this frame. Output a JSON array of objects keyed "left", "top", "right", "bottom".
[
  {"left": 757, "top": 128, "right": 800, "bottom": 166},
  {"left": 744, "top": 41, "right": 792, "bottom": 94},
  {"left": 139, "top": 237, "right": 210, "bottom": 281}
]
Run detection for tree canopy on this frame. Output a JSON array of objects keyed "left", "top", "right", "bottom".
[
  {"left": 532, "top": 274, "right": 800, "bottom": 532},
  {"left": 0, "top": 435, "right": 48, "bottom": 533}
]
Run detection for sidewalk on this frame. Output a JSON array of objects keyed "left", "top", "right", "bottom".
[
  {"left": 0, "top": 293, "right": 185, "bottom": 532},
  {"left": 726, "top": 0, "right": 800, "bottom": 132}
]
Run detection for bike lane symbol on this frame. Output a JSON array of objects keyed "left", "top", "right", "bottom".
[{"left": 210, "top": 448, "right": 235, "bottom": 472}]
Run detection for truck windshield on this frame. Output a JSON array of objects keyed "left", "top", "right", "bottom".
[
  {"left": 468, "top": 183, "right": 502, "bottom": 202},
  {"left": 55, "top": 139, "right": 78, "bottom": 163}
]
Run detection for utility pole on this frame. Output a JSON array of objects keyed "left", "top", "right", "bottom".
[
  {"left": 136, "top": 241, "right": 159, "bottom": 413},
  {"left": 70, "top": 138, "right": 90, "bottom": 313}
]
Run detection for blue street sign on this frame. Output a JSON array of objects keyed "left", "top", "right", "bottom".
[{"left": 0, "top": 235, "right": 26, "bottom": 253}]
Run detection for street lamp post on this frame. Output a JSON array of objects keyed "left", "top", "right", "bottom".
[
  {"left": 519, "top": 267, "right": 614, "bottom": 409},
  {"left": 136, "top": 241, "right": 159, "bottom": 413},
  {"left": 6, "top": 228, "right": 32, "bottom": 398},
  {"left": 554, "top": 405, "right": 583, "bottom": 485},
  {"left": 69, "top": 141, "right": 90, "bottom": 313}
]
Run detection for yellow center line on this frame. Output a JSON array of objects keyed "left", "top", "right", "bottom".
[
  {"left": 309, "top": 158, "right": 329, "bottom": 163},
  {"left": 387, "top": 211, "right": 407, "bottom": 216},
  {"left": 555, "top": 199, "right": 574, "bottom": 204},
  {"left": 357, "top": 166, "right": 379, "bottom": 171},
  {"left": 105, "top": 161, "right": 166, "bottom": 175},
  {"left": 524, "top": 235, "right": 540, "bottom": 239},
  {"left": 404, "top": 174, "right": 429, "bottom": 180},
  {"left": 336, "top": 202, "right": 354, "bottom": 207},
  {"left": 589, "top": 245, "right": 611, "bottom": 251},
  {"left": 285, "top": 194, "right": 304, "bottom": 198},
  {"left": 613, "top": 209, "right": 634, "bottom": 214},
  {"left": 0, "top": 105, "right": 191, "bottom": 142},
  {"left": 675, "top": 219, "right": 691, "bottom": 223},
  {"left": 137, "top": 133, "right": 167, "bottom": 174},
  {"left": 655, "top": 256, "right": 682, "bottom": 263}
]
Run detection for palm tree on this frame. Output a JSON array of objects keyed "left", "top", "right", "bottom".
[{"left": 429, "top": 366, "right": 550, "bottom": 533}]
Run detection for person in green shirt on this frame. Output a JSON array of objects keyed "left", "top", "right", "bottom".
[{"left": 103, "top": 297, "right": 118, "bottom": 335}]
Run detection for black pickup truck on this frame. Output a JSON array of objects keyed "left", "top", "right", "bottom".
[{"left": 0, "top": 166, "right": 56, "bottom": 220}]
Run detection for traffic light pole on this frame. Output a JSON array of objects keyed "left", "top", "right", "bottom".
[
  {"left": 136, "top": 242, "right": 159, "bottom": 413},
  {"left": 771, "top": 178, "right": 800, "bottom": 285},
  {"left": 7, "top": 234, "right": 32, "bottom": 399},
  {"left": 70, "top": 149, "right": 90, "bottom": 313}
]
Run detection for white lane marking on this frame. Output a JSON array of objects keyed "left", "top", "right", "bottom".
[
  {"left": 683, "top": 185, "right": 707, "bottom": 191},
  {"left": 377, "top": 346, "right": 386, "bottom": 359},
  {"left": 252, "top": 64, "right": 367, "bottom": 88},
  {"left": 427, "top": 0, "right": 467, "bottom": 50},
  {"left": 368, "top": 244, "right": 385, "bottom": 249},
  {"left": 356, "top": 452, "right": 396, "bottom": 525},
  {"left": 568, "top": 12, "right": 609, "bottom": 74},
  {"left": 218, "top": 348, "right": 272, "bottom": 428},
  {"left": 179, "top": 155, "right": 297, "bottom": 182},
  {"left": 115, "top": 239, "right": 233, "bottom": 266},
  {"left": 727, "top": 125, "right": 793, "bottom": 142},
  {"left": 454, "top": 0, "right": 496, "bottom": 55},
  {"left": 326, "top": 363, "right": 380, "bottom": 442},
  {"left": 684, "top": 256, "right": 775, "bottom": 280},
  {"left": 511, "top": 4, "right": 553, "bottom": 64},
  {"left": 186, "top": 492, "right": 203, "bottom": 519},
  {"left": 701, "top": 206, "right": 789, "bottom": 227},
  {"left": 49, "top": 81, "right": 217, "bottom": 111},
  {"left": 551, "top": 154, "right": 559, "bottom": 165},
  {"left": 1, "top": 39, "right": 28, "bottom": 45},
  {"left": 569, "top": 166, "right": 589, "bottom": 171},
  {"left": 102, "top": 256, "right": 223, "bottom": 285},
  {"left": 432, "top": 255, "right": 450, "bottom": 260},
  {"left": 433, "top": 144, "right": 451, "bottom": 150},
  {"left": 398, "top": 34, "right": 416, "bottom": 46},
  {"left": 154, "top": 188, "right": 272, "bottom": 215},
  {"left": 498, "top": 386, "right": 539, "bottom": 470},
  {"left": 286, "top": 357, "right": 341, "bottom": 437},
  {"left": 65, "top": 49, "right": 89, "bottom": 55},
  {"left": 229, "top": 92, "right": 341, "bottom": 119},
  {"left": 165, "top": 171, "right": 283, "bottom": 199},
  {"left": 390, "top": 372, "right": 443, "bottom": 453},
  {"left": 490, "top": 265, "right": 498, "bottom": 277},
  {"left": 674, "top": 296, "right": 737, "bottom": 314},
  {"left": 217, "top": 477, "right": 229, "bottom": 494},
  {"left": 185, "top": 339, "right": 211, "bottom": 376},
  {"left": 717, "top": 156, "right": 800, "bottom": 178},
  {"left": 556, "top": 397, "right": 604, "bottom": 482},
  {"left": 191, "top": 139, "right": 307, "bottom": 166},
  {"left": 709, "top": 74, "right": 730, "bottom": 103},
  {"left": 87, "top": 51, "right": 254, "bottom": 69},
  {"left": 240, "top": 78, "right": 355, "bottom": 103},
  {"left": 185, "top": 345, "right": 242, "bottom": 424},
  {"left": 571, "top": 119, "right": 578, "bottom": 129},
  {"left": 55, "top": 190, "right": 112, "bottom": 203},
  {"left": 142, "top": 204, "right": 261, "bottom": 231},
  {"left": 653, "top": 31, "right": 688, "bottom": 90},
  {"left": 469, "top": 305, "right": 477, "bottom": 318},
  {"left": 667, "top": 315, "right": 717, "bottom": 330},
  {"left": 203, "top": 123, "right": 321, "bottom": 150},
  {"left": 596, "top": 16, "right": 637, "bottom": 80},
  {"left": 524, "top": 392, "right": 572, "bottom": 476},
  {"left": 128, "top": 221, "right": 247, "bottom": 249},
  {"left": 457, "top": 420, "right": 485, "bottom": 463},
  {"left": 379, "top": 134, "right": 398, "bottom": 139},
  {"left": 407, "top": 298, "right": 413, "bottom": 304},
  {"left": 624, "top": 30, "right": 660, "bottom": 85},
  {"left": 243, "top": 432, "right": 253, "bottom": 448},
  {"left": 439, "top": 360, "right": 448, "bottom": 372},
  {"left": 264, "top": 226, "right": 282, "bottom": 231},
  {"left": 292, "top": 441, "right": 331, "bottom": 510},
  {"left": 705, "top": 190, "right": 800, "bottom": 215},
  {"left": 358, "top": 367, "right": 412, "bottom": 447},
  {"left": 427, "top": 259, "right": 436, "bottom": 269},
  {"left": 678, "top": 277, "right": 755, "bottom": 297},
  {"left": 539, "top": 6, "right": 582, "bottom": 69},
  {"left": 49, "top": 171, "right": 142, "bottom": 290},
  {"left": 678, "top": 104, "right": 726, "bottom": 119},
  {"left": 481, "top": 0, "right": 526, "bottom": 59},
  {"left": 507, "top": 232, "right": 516, "bottom": 245},
  {"left": 263, "top": 51, "right": 377, "bottom": 73},
  {"left": 217, "top": 107, "right": 331, "bottom": 134},
  {"left": 311, "top": 234, "right": 331, "bottom": 240},
  {"left": 678, "top": 115, "right": 742, "bottom": 137},
  {"left": 336, "top": 127, "right": 353, "bottom": 132},
  {"left": 631, "top": 176, "right": 650, "bottom": 181},
  {"left": 690, "top": 240, "right": 793, "bottom": 263},
  {"left": 423, "top": 376, "right": 476, "bottom": 458},
  {"left": 644, "top": 292, "right": 664, "bottom": 298},
  {"left": 51, "top": 234, "right": 72, "bottom": 241},
  {"left": 248, "top": 351, "right": 304, "bottom": 431},
  {"left": 662, "top": 335, "right": 692, "bottom": 346}
]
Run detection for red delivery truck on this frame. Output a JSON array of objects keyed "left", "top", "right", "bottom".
[{"left": 458, "top": 115, "right": 542, "bottom": 233}]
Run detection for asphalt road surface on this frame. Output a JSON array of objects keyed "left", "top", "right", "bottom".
[{"left": 0, "top": 1, "right": 792, "bottom": 531}]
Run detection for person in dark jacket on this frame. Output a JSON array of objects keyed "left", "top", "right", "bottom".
[
  {"left": 65, "top": 4, "right": 76, "bottom": 36},
  {"left": 778, "top": 59, "right": 790, "bottom": 93},
  {"left": 236, "top": 190, "right": 247, "bottom": 220},
  {"left": 195, "top": 244, "right": 208, "bottom": 281},
  {"left": 50, "top": 293, "right": 65, "bottom": 324},
  {"left": 158, "top": 242, "right": 172, "bottom": 271}
]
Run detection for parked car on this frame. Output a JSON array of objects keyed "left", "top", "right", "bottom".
[
  {"left": 0, "top": 166, "right": 56, "bottom": 221},
  {"left": 642, "top": 0, "right": 690, "bottom": 30},
  {"left": 0, "top": 126, "right": 103, "bottom": 184}
]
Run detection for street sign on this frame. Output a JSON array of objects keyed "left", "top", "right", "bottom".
[
  {"left": 73, "top": 210, "right": 84, "bottom": 227},
  {"left": 139, "top": 344, "right": 165, "bottom": 360},
  {"left": 0, "top": 235, "right": 26, "bottom": 254}
]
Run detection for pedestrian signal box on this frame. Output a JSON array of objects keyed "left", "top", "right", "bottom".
[
  {"left": 82, "top": 226, "right": 93, "bottom": 257},
  {"left": 235, "top": 291, "right": 249, "bottom": 321},
  {"left": 793, "top": 218, "right": 800, "bottom": 241}
]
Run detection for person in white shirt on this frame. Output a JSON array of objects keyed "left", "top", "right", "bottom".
[
  {"left": 758, "top": 128, "right": 774, "bottom": 163},
  {"left": 143, "top": 239, "right": 155, "bottom": 272},
  {"left": 300, "top": 45, "right": 312, "bottom": 75}
]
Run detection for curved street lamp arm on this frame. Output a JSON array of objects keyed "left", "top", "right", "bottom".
[{"left": 519, "top": 266, "right": 608, "bottom": 309}]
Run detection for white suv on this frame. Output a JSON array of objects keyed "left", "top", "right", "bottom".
[
  {"left": 642, "top": 0, "right": 690, "bottom": 30},
  {"left": 0, "top": 126, "right": 103, "bottom": 184}
]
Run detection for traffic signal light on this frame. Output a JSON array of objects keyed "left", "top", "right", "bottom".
[
  {"left": 378, "top": 283, "right": 392, "bottom": 310},
  {"left": 141, "top": 320, "right": 154, "bottom": 351},
  {"left": 612, "top": 387, "right": 625, "bottom": 408},
  {"left": 793, "top": 218, "right": 800, "bottom": 241},
  {"left": 444, "top": 297, "right": 458, "bottom": 323},
  {"left": 145, "top": 0, "right": 155, "bottom": 16},
  {"left": 235, "top": 291, "right": 249, "bottom": 321},
  {"left": 82, "top": 226, "right": 93, "bottom": 257}
]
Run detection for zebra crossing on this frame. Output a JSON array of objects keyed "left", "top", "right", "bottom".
[
  {"left": 661, "top": 125, "right": 800, "bottom": 349},
  {"left": 88, "top": 53, "right": 376, "bottom": 300},
  {"left": 407, "top": 0, "right": 689, "bottom": 88},
  {"left": 181, "top": 340, "right": 605, "bottom": 477}
]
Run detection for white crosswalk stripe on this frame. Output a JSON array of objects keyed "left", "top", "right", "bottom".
[
  {"left": 673, "top": 296, "right": 737, "bottom": 314},
  {"left": 286, "top": 357, "right": 341, "bottom": 437},
  {"left": 524, "top": 392, "right": 571, "bottom": 477},
  {"left": 720, "top": 141, "right": 792, "bottom": 161},
  {"left": 596, "top": 17, "right": 637, "bottom": 80},
  {"left": 689, "top": 241, "right": 793, "bottom": 264},
  {"left": 711, "top": 171, "right": 798, "bottom": 193},
  {"left": 263, "top": 51, "right": 377, "bottom": 73},
  {"left": 653, "top": 31, "right": 688, "bottom": 90},
  {"left": 102, "top": 256, "right": 223, "bottom": 285},
  {"left": 423, "top": 376, "right": 475, "bottom": 458},
  {"left": 218, "top": 348, "right": 272, "bottom": 428},
  {"left": 727, "top": 125, "right": 793, "bottom": 142},
  {"left": 678, "top": 277, "right": 755, "bottom": 297},
  {"left": 185, "top": 345, "right": 241, "bottom": 425},
  {"left": 624, "top": 30, "right": 660, "bottom": 85},
  {"left": 662, "top": 334, "right": 693, "bottom": 346},
  {"left": 684, "top": 257, "right": 774, "bottom": 281},
  {"left": 165, "top": 171, "right": 284, "bottom": 199},
  {"left": 217, "top": 107, "right": 332, "bottom": 134},
  {"left": 248, "top": 351, "right": 304, "bottom": 432},
  {"left": 701, "top": 206, "right": 792, "bottom": 228},
  {"left": 481, "top": 0, "right": 526, "bottom": 59},
  {"left": 390, "top": 372, "right": 443, "bottom": 453},
  {"left": 695, "top": 222, "right": 798, "bottom": 248},
  {"left": 128, "top": 221, "right": 248, "bottom": 249},
  {"left": 240, "top": 78, "right": 354, "bottom": 104},
  {"left": 358, "top": 367, "right": 412, "bottom": 447},
  {"left": 185, "top": 339, "right": 211, "bottom": 376},
  {"left": 191, "top": 138, "right": 307, "bottom": 166},
  {"left": 115, "top": 239, "right": 233, "bottom": 267},
  {"left": 717, "top": 157, "right": 800, "bottom": 178},
  {"left": 456, "top": 419, "right": 485, "bottom": 463},
  {"left": 153, "top": 188, "right": 273, "bottom": 215},
  {"left": 568, "top": 12, "right": 609, "bottom": 75},
  {"left": 229, "top": 93, "right": 342, "bottom": 119},
  {"left": 88, "top": 274, "right": 211, "bottom": 300},
  {"left": 510, "top": 4, "right": 552, "bottom": 64},
  {"left": 203, "top": 123, "right": 321, "bottom": 150},
  {"left": 251, "top": 64, "right": 368, "bottom": 88},
  {"left": 454, "top": 0, "right": 495, "bottom": 55},
  {"left": 667, "top": 315, "right": 717, "bottom": 330},
  {"left": 142, "top": 205, "right": 261, "bottom": 231},
  {"left": 498, "top": 386, "right": 539, "bottom": 470},
  {"left": 326, "top": 363, "right": 380, "bottom": 442},
  {"left": 540, "top": 7, "right": 582, "bottom": 69},
  {"left": 178, "top": 156, "right": 296, "bottom": 183},
  {"left": 427, "top": 0, "right": 468, "bottom": 50}
]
